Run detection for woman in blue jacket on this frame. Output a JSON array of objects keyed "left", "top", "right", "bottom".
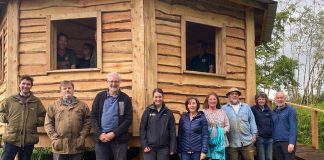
[
  {"left": 140, "top": 88, "right": 177, "bottom": 160},
  {"left": 178, "top": 97, "right": 208, "bottom": 160}
]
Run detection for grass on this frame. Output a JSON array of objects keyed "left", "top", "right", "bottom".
[{"left": 296, "top": 103, "right": 324, "bottom": 150}]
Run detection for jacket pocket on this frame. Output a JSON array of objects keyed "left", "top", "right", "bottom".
[
  {"left": 2, "top": 125, "right": 18, "bottom": 143},
  {"left": 26, "top": 129, "right": 39, "bottom": 144},
  {"left": 76, "top": 137, "right": 85, "bottom": 150},
  {"left": 52, "top": 139, "right": 63, "bottom": 151}
]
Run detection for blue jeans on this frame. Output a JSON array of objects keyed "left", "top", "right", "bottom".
[
  {"left": 256, "top": 137, "right": 273, "bottom": 160},
  {"left": 1, "top": 142, "right": 34, "bottom": 160},
  {"left": 181, "top": 152, "right": 200, "bottom": 160}
]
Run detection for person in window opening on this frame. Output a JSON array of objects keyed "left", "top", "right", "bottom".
[
  {"left": 90, "top": 31, "right": 97, "bottom": 68},
  {"left": 140, "top": 88, "right": 177, "bottom": 160},
  {"left": 77, "top": 43, "right": 94, "bottom": 68},
  {"left": 178, "top": 97, "right": 208, "bottom": 160},
  {"left": 190, "top": 41, "right": 215, "bottom": 73},
  {"left": 251, "top": 92, "right": 273, "bottom": 160},
  {"left": 57, "top": 33, "right": 77, "bottom": 69}
]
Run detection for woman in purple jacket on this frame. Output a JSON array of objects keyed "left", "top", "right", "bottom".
[{"left": 178, "top": 97, "right": 209, "bottom": 160}]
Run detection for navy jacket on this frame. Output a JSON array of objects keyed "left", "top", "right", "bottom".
[
  {"left": 272, "top": 104, "right": 298, "bottom": 144},
  {"left": 251, "top": 105, "right": 273, "bottom": 138},
  {"left": 177, "top": 111, "right": 208, "bottom": 153}
]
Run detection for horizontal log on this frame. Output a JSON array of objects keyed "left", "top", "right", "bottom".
[
  {"left": 20, "top": 18, "right": 46, "bottom": 27},
  {"left": 20, "top": 25, "right": 46, "bottom": 33},
  {"left": 157, "top": 65, "right": 181, "bottom": 74},
  {"left": 102, "top": 21, "right": 131, "bottom": 30},
  {"left": 226, "top": 36, "right": 246, "bottom": 50},
  {"left": 102, "top": 31, "right": 132, "bottom": 42},
  {"left": 20, "top": 0, "right": 131, "bottom": 10},
  {"left": 102, "top": 61, "right": 133, "bottom": 73},
  {"left": 20, "top": 2, "right": 131, "bottom": 19},
  {"left": 157, "top": 34, "right": 181, "bottom": 47},
  {"left": 226, "top": 64, "right": 246, "bottom": 73},
  {"left": 157, "top": 55, "right": 181, "bottom": 67},
  {"left": 20, "top": 53, "right": 47, "bottom": 65},
  {"left": 103, "top": 52, "right": 132, "bottom": 62},
  {"left": 19, "top": 42, "right": 46, "bottom": 52},
  {"left": 226, "top": 73, "right": 246, "bottom": 80},
  {"left": 102, "top": 41, "right": 132, "bottom": 53},
  {"left": 156, "top": 19, "right": 180, "bottom": 28},
  {"left": 19, "top": 65, "right": 47, "bottom": 75},
  {"left": 226, "top": 46, "right": 245, "bottom": 57},
  {"left": 157, "top": 44, "right": 181, "bottom": 57},
  {"left": 156, "top": 24, "right": 181, "bottom": 36},
  {"left": 31, "top": 72, "right": 132, "bottom": 84},
  {"left": 20, "top": 32, "right": 46, "bottom": 43},
  {"left": 226, "top": 54, "right": 246, "bottom": 68},
  {"left": 155, "top": 10, "right": 181, "bottom": 22},
  {"left": 102, "top": 11, "right": 131, "bottom": 23},
  {"left": 226, "top": 27, "right": 245, "bottom": 39}
]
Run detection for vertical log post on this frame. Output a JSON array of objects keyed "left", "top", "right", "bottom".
[{"left": 311, "top": 110, "right": 319, "bottom": 149}]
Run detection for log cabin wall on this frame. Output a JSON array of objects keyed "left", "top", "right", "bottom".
[
  {"left": 0, "top": 13, "right": 8, "bottom": 103},
  {"left": 155, "top": 1, "right": 249, "bottom": 114}
]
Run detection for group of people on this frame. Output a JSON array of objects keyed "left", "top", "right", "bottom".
[
  {"left": 57, "top": 33, "right": 97, "bottom": 69},
  {"left": 0, "top": 72, "right": 298, "bottom": 160}
]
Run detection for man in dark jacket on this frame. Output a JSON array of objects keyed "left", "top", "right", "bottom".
[
  {"left": 0, "top": 75, "right": 46, "bottom": 160},
  {"left": 91, "top": 72, "right": 133, "bottom": 160}
]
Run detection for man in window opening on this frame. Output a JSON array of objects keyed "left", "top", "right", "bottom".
[
  {"left": 189, "top": 40, "right": 215, "bottom": 73},
  {"left": 57, "top": 33, "right": 77, "bottom": 69},
  {"left": 77, "top": 43, "right": 94, "bottom": 68},
  {"left": 90, "top": 31, "right": 97, "bottom": 68}
]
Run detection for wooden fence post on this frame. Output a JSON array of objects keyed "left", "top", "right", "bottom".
[{"left": 311, "top": 110, "right": 319, "bottom": 149}]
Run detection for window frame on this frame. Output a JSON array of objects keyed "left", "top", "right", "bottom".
[
  {"left": 46, "top": 11, "right": 102, "bottom": 72},
  {"left": 0, "top": 30, "right": 4, "bottom": 82},
  {"left": 181, "top": 16, "right": 226, "bottom": 76}
]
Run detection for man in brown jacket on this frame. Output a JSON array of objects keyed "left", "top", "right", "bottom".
[
  {"left": 0, "top": 75, "right": 46, "bottom": 160},
  {"left": 45, "top": 80, "right": 91, "bottom": 160}
]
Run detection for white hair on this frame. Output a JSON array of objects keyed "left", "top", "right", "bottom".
[{"left": 107, "top": 72, "right": 121, "bottom": 81}]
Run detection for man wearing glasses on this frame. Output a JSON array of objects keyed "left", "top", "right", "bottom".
[{"left": 91, "top": 72, "right": 133, "bottom": 160}]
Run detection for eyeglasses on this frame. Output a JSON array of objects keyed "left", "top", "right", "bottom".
[{"left": 108, "top": 81, "right": 120, "bottom": 84}]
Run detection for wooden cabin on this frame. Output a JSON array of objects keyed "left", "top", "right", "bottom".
[{"left": 0, "top": 0, "right": 277, "bottom": 147}]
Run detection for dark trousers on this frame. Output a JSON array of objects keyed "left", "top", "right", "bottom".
[
  {"left": 95, "top": 140, "right": 128, "bottom": 160},
  {"left": 1, "top": 142, "right": 34, "bottom": 160},
  {"left": 273, "top": 141, "right": 295, "bottom": 160},
  {"left": 229, "top": 143, "right": 255, "bottom": 160},
  {"left": 181, "top": 152, "right": 200, "bottom": 160},
  {"left": 143, "top": 147, "right": 169, "bottom": 160},
  {"left": 53, "top": 153, "right": 83, "bottom": 160}
]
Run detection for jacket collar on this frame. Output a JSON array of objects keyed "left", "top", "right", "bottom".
[
  {"left": 12, "top": 92, "right": 37, "bottom": 103},
  {"left": 274, "top": 103, "right": 288, "bottom": 112},
  {"left": 148, "top": 103, "right": 168, "bottom": 112}
]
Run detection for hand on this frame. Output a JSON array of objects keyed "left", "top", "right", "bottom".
[
  {"left": 106, "top": 132, "right": 115, "bottom": 141},
  {"left": 99, "top": 133, "right": 108, "bottom": 142},
  {"left": 252, "top": 135, "right": 256, "bottom": 143},
  {"left": 288, "top": 144, "right": 295, "bottom": 153},
  {"left": 170, "top": 152, "right": 174, "bottom": 155},
  {"left": 144, "top": 147, "right": 150, "bottom": 152},
  {"left": 200, "top": 153, "right": 206, "bottom": 160}
]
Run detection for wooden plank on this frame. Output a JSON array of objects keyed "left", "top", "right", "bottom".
[
  {"left": 311, "top": 110, "right": 319, "bottom": 149},
  {"left": 96, "top": 11, "right": 103, "bottom": 70},
  {"left": 226, "top": 46, "right": 245, "bottom": 57},
  {"left": 157, "top": 55, "right": 181, "bottom": 67},
  {"left": 20, "top": 18, "right": 46, "bottom": 27},
  {"left": 20, "top": 0, "right": 131, "bottom": 10},
  {"left": 226, "top": 73, "right": 246, "bottom": 80},
  {"left": 19, "top": 42, "right": 46, "bottom": 52},
  {"left": 102, "top": 11, "right": 131, "bottom": 23},
  {"left": 157, "top": 65, "right": 181, "bottom": 74},
  {"left": 102, "top": 31, "right": 132, "bottom": 42},
  {"left": 156, "top": 24, "right": 181, "bottom": 36},
  {"left": 19, "top": 65, "right": 47, "bottom": 75},
  {"left": 156, "top": 19, "right": 180, "bottom": 28},
  {"left": 157, "top": 73, "right": 246, "bottom": 88},
  {"left": 102, "top": 61, "right": 133, "bottom": 73},
  {"left": 20, "top": 53, "right": 47, "bottom": 65},
  {"left": 156, "top": 1, "right": 245, "bottom": 29},
  {"left": 157, "top": 34, "right": 181, "bottom": 47},
  {"left": 227, "top": 64, "right": 246, "bottom": 73},
  {"left": 20, "top": 2, "right": 131, "bottom": 19},
  {"left": 245, "top": 9, "right": 256, "bottom": 105},
  {"left": 157, "top": 44, "right": 180, "bottom": 57},
  {"left": 103, "top": 52, "right": 132, "bottom": 62},
  {"left": 155, "top": 10, "right": 181, "bottom": 22},
  {"left": 6, "top": 0, "right": 19, "bottom": 96},
  {"left": 226, "top": 36, "right": 246, "bottom": 50},
  {"left": 20, "top": 32, "right": 46, "bottom": 43},
  {"left": 226, "top": 54, "right": 246, "bottom": 68},
  {"left": 102, "top": 41, "right": 132, "bottom": 53},
  {"left": 20, "top": 25, "right": 46, "bottom": 33},
  {"left": 131, "top": 0, "right": 146, "bottom": 136},
  {"left": 226, "top": 27, "right": 245, "bottom": 39},
  {"left": 102, "top": 21, "right": 131, "bottom": 30}
]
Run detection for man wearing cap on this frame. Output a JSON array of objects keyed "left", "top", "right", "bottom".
[
  {"left": 223, "top": 87, "right": 258, "bottom": 160},
  {"left": 272, "top": 91, "right": 297, "bottom": 160}
]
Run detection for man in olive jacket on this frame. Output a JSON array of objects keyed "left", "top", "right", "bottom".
[
  {"left": 91, "top": 72, "right": 133, "bottom": 160},
  {"left": 45, "top": 80, "right": 91, "bottom": 160},
  {"left": 0, "top": 75, "right": 46, "bottom": 160}
]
